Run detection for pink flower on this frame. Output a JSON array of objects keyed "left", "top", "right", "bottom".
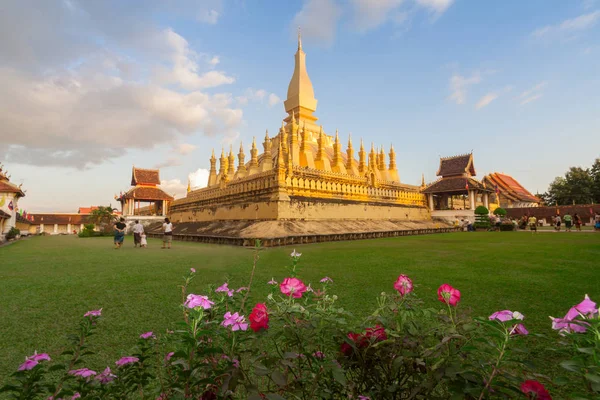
[
  {"left": 489, "top": 310, "right": 524, "bottom": 322},
  {"left": 313, "top": 351, "right": 325, "bottom": 360},
  {"left": 550, "top": 317, "right": 588, "bottom": 334},
  {"left": 184, "top": 294, "right": 214, "bottom": 309},
  {"left": 28, "top": 352, "right": 51, "bottom": 362},
  {"left": 565, "top": 294, "right": 598, "bottom": 320},
  {"left": 510, "top": 324, "right": 529, "bottom": 336},
  {"left": 280, "top": 277, "right": 307, "bottom": 298},
  {"left": 267, "top": 278, "right": 278, "bottom": 285},
  {"left": 520, "top": 380, "right": 552, "bottom": 399},
  {"left": 358, "top": 396, "right": 371, "bottom": 400},
  {"left": 393, "top": 275, "right": 413, "bottom": 296},
  {"left": 190, "top": 268, "right": 196, "bottom": 273},
  {"left": 71, "top": 394, "right": 81, "bottom": 400},
  {"left": 215, "top": 283, "right": 234, "bottom": 297},
  {"left": 140, "top": 331, "right": 155, "bottom": 339},
  {"left": 236, "top": 286, "right": 248, "bottom": 293},
  {"left": 365, "top": 325, "right": 387, "bottom": 342},
  {"left": 84, "top": 308, "right": 102, "bottom": 318},
  {"left": 320, "top": 276, "right": 333, "bottom": 283},
  {"left": 221, "top": 312, "right": 248, "bottom": 331},
  {"left": 232, "top": 359, "right": 240, "bottom": 368},
  {"left": 95, "top": 367, "right": 116, "bottom": 384},
  {"left": 437, "top": 283, "right": 461, "bottom": 307},
  {"left": 165, "top": 352, "right": 174, "bottom": 362},
  {"left": 69, "top": 368, "right": 97, "bottom": 378},
  {"left": 18, "top": 359, "right": 38, "bottom": 371},
  {"left": 115, "top": 356, "right": 139, "bottom": 366},
  {"left": 249, "top": 303, "right": 269, "bottom": 332}
]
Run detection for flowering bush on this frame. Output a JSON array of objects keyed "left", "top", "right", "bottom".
[{"left": 3, "top": 242, "right": 598, "bottom": 399}]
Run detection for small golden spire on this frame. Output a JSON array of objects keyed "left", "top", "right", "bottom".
[
  {"left": 298, "top": 26, "right": 302, "bottom": 50},
  {"left": 211, "top": 148, "right": 216, "bottom": 160},
  {"left": 421, "top": 173, "right": 426, "bottom": 187},
  {"left": 265, "top": 129, "right": 269, "bottom": 140},
  {"left": 187, "top": 178, "right": 191, "bottom": 193}
]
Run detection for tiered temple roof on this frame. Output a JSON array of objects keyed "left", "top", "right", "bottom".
[
  {"left": 131, "top": 167, "right": 161, "bottom": 186},
  {"left": 423, "top": 153, "right": 491, "bottom": 195},
  {"left": 122, "top": 167, "right": 173, "bottom": 201},
  {"left": 484, "top": 172, "right": 540, "bottom": 203},
  {"left": 0, "top": 165, "right": 25, "bottom": 197},
  {"left": 436, "top": 153, "right": 476, "bottom": 177}
]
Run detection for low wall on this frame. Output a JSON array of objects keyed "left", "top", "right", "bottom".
[{"left": 148, "top": 227, "right": 459, "bottom": 247}]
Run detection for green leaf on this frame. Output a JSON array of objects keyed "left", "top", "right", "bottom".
[
  {"left": 266, "top": 394, "right": 286, "bottom": 400},
  {"left": 584, "top": 373, "right": 600, "bottom": 384},
  {"left": 332, "top": 367, "right": 346, "bottom": 385},
  {"left": 271, "top": 370, "right": 287, "bottom": 387},
  {"left": 560, "top": 359, "right": 582, "bottom": 372},
  {"left": 254, "top": 363, "right": 270, "bottom": 377}
]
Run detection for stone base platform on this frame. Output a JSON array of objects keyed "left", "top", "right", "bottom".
[{"left": 146, "top": 219, "right": 456, "bottom": 247}]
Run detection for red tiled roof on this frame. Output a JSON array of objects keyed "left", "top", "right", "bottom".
[
  {"left": 131, "top": 167, "right": 160, "bottom": 186},
  {"left": 78, "top": 206, "right": 99, "bottom": 214},
  {"left": 436, "top": 154, "right": 476, "bottom": 177},
  {"left": 28, "top": 214, "right": 91, "bottom": 224},
  {"left": 0, "top": 180, "right": 25, "bottom": 196},
  {"left": 0, "top": 209, "right": 10, "bottom": 219},
  {"left": 484, "top": 173, "right": 540, "bottom": 203},
  {"left": 123, "top": 186, "right": 174, "bottom": 201},
  {"left": 422, "top": 176, "right": 491, "bottom": 194}
]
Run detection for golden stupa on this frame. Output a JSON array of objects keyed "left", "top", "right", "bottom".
[{"left": 169, "top": 34, "right": 430, "bottom": 238}]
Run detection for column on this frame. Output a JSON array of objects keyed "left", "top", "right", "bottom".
[
  {"left": 67, "top": 223, "right": 71, "bottom": 233},
  {"left": 483, "top": 193, "right": 489, "bottom": 209},
  {"left": 80, "top": 224, "right": 84, "bottom": 231},
  {"left": 40, "top": 224, "right": 44, "bottom": 233},
  {"left": 54, "top": 224, "right": 58, "bottom": 233},
  {"left": 162, "top": 200, "right": 166, "bottom": 216},
  {"left": 469, "top": 191, "right": 476, "bottom": 210},
  {"left": 428, "top": 194, "right": 434, "bottom": 210}
]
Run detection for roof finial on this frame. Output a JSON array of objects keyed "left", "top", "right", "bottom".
[{"left": 298, "top": 26, "right": 302, "bottom": 50}]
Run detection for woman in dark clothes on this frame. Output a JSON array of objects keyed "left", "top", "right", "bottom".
[{"left": 114, "top": 217, "right": 127, "bottom": 249}]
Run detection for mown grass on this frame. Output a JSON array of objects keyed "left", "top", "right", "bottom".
[{"left": 1, "top": 232, "right": 599, "bottom": 386}]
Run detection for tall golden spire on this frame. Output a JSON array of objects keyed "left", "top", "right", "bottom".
[
  {"left": 421, "top": 173, "right": 426, "bottom": 187},
  {"left": 346, "top": 135, "right": 354, "bottom": 171},
  {"left": 208, "top": 149, "right": 217, "bottom": 186},
  {"left": 219, "top": 148, "right": 228, "bottom": 176},
  {"left": 187, "top": 178, "right": 191, "bottom": 193},
  {"left": 284, "top": 29, "right": 318, "bottom": 127},
  {"left": 237, "top": 142, "right": 247, "bottom": 175},
  {"left": 228, "top": 145, "right": 235, "bottom": 176},
  {"left": 358, "top": 138, "right": 366, "bottom": 173},
  {"left": 388, "top": 144, "right": 396, "bottom": 170},
  {"left": 332, "top": 129, "right": 342, "bottom": 166},
  {"left": 250, "top": 137, "right": 259, "bottom": 169},
  {"left": 316, "top": 126, "right": 325, "bottom": 161},
  {"left": 368, "top": 143, "right": 376, "bottom": 170}
]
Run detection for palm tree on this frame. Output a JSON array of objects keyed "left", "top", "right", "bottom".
[{"left": 89, "top": 206, "right": 117, "bottom": 233}]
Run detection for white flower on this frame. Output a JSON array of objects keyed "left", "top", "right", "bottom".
[
  {"left": 512, "top": 311, "right": 524, "bottom": 320},
  {"left": 332, "top": 295, "right": 338, "bottom": 301},
  {"left": 267, "top": 293, "right": 274, "bottom": 301},
  {"left": 290, "top": 249, "right": 302, "bottom": 258}
]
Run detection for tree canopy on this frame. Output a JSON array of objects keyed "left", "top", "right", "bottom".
[{"left": 542, "top": 158, "right": 600, "bottom": 205}]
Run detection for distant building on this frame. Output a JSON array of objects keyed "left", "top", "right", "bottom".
[
  {"left": 483, "top": 172, "right": 540, "bottom": 208},
  {"left": 116, "top": 167, "right": 173, "bottom": 216},
  {"left": 0, "top": 165, "right": 26, "bottom": 240}
]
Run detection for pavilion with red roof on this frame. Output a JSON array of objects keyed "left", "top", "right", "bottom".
[{"left": 116, "top": 167, "right": 174, "bottom": 217}]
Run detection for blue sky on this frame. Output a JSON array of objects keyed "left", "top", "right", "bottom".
[{"left": 1, "top": 0, "right": 599, "bottom": 212}]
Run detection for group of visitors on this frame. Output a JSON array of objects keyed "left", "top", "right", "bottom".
[
  {"left": 555, "top": 213, "right": 583, "bottom": 232},
  {"left": 112, "top": 217, "right": 174, "bottom": 249}
]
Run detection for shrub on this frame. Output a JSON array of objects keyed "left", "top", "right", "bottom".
[
  {"left": 493, "top": 207, "right": 507, "bottom": 217},
  {"left": 6, "top": 227, "right": 20, "bottom": 240},
  {"left": 78, "top": 224, "right": 111, "bottom": 238},
  {"left": 475, "top": 205, "right": 489, "bottom": 215},
  {"left": 500, "top": 223, "right": 515, "bottom": 231},
  {"left": 7, "top": 244, "right": 594, "bottom": 399}
]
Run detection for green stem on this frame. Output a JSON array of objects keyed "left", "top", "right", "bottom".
[{"left": 478, "top": 329, "right": 509, "bottom": 400}]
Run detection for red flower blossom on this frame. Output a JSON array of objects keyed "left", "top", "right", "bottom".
[
  {"left": 365, "top": 325, "right": 387, "bottom": 342},
  {"left": 437, "top": 283, "right": 461, "bottom": 307},
  {"left": 249, "top": 303, "right": 269, "bottom": 332},
  {"left": 520, "top": 380, "right": 552, "bottom": 400}
]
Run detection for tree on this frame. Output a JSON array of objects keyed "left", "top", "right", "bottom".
[
  {"left": 590, "top": 158, "right": 600, "bottom": 203},
  {"left": 89, "top": 206, "right": 117, "bottom": 233},
  {"left": 547, "top": 167, "right": 594, "bottom": 205}
]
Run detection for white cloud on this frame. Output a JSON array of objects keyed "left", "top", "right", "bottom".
[
  {"left": 176, "top": 143, "right": 197, "bottom": 155},
  {"left": 415, "top": 0, "right": 455, "bottom": 14},
  {"left": 532, "top": 11, "right": 600, "bottom": 38},
  {"left": 292, "top": 0, "right": 343, "bottom": 46},
  {"left": 268, "top": 93, "right": 282, "bottom": 107},
  {"left": 475, "top": 93, "right": 498, "bottom": 110},
  {"left": 209, "top": 56, "right": 220, "bottom": 66},
  {"left": 160, "top": 179, "right": 187, "bottom": 199},
  {"left": 519, "top": 82, "right": 547, "bottom": 106},
  {"left": 189, "top": 168, "right": 210, "bottom": 189},
  {"left": 448, "top": 72, "right": 482, "bottom": 104}
]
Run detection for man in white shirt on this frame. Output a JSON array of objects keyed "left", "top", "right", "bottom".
[{"left": 132, "top": 220, "right": 144, "bottom": 247}]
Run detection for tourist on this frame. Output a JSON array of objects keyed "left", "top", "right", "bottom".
[
  {"left": 528, "top": 215, "right": 537, "bottom": 234},
  {"left": 574, "top": 213, "right": 582, "bottom": 231},
  {"left": 132, "top": 220, "right": 144, "bottom": 247},
  {"left": 140, "top": 233, "right": 148, "bottom": 248},
  {"left": 114, "top": 217, "right": 126, "bottom": 249},
  {"left": 162, "top": 217, "right": 174, "bottom": 249},
  {"left": 554, "top": 215, "right": 561, "bottom": 231},
  {"left": 595, "top": 212, "right": 600, "bottom": 231},
  {"left": 563, "top": 212, "right": 572, "bottom": 232}
]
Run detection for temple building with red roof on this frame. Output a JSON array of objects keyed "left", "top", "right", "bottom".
[
  {"left": 0, "top": 164, "right": 26, "bottom": 240},
  {"left": 483, "top": 172, "right": 541, "bottom": 208},
  {"left": 116, "top": 167, "right": 174, "bottom": 216}
]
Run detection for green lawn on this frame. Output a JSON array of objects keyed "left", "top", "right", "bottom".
[{"left": 1, "top": 233, "right": 599, "bottom": 382}]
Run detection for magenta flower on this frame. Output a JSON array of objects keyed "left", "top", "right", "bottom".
[
  {"left": 28, "top": 352, "right": 51, "bottom": 362},
  {"left": 215, "top": 283, "right": 234, "bottom": 297},
  {"left": 165, "top": 352, "right": 175, "bottom": 362},
  {"left": 184, "top": 294, "right": 214, "bottom": 309},
  {"left": 95, "top": 367, "right": 116, "bottom": 384},
  {"left": 437, "top": 283, "right": 461, "bottom": 307},
  {"left": 72, "top": 394, "right": 81, "bottom": 400},
  {"left": 510, "top": 324, "right": 529, "bottom": 336},
  {"left": 139, "top": 331, "right": 155, "bottom": 339},
  {"left": 221, "top": 312, "right": 248, "bottom": 331},
  {"left": 280, "top": 277, "right": 307, "bottom": 298},
  {"left": 232, "top": 359, "right": 240, "bottom": 368},
  {"left": 267, "top": 278, "right": 278, "bottom": 285},
  {"left": 236, "top": 286, "right": 248, "bottom": 293},
  {"left": 565, "top": 294, "right": 598, "bottom": 320},
  {"left": 84, "top": 308, "right": 102, "bottom": 318},
  {"left": 320, "top": 276, "right": 333, "bottom": 283},
  {"left": 115, "top": 356, "right": 139, "bottom": 366},
  {"left": 18, "top": 359, "right": 38, "bottom": 371},
  {"left": 358, "top": 396, "right": 371, "bottom": 400},
  {"left": 314, "top": 351, "right": 325, "bottom": 360},
  {"left": 69, "top": 368, "right": 97, "bottom": 378},
  {"left": 489, "top": 310, "right": 524, "bottom": 322},
  {"left": 190, "top": 268, "right": 196, "bottom": 273},
  {"left": 393, "top": 275, "right": 413, "bottom": 296},
  {"left": 551, "top": 317, "right": 589, "bottom": 334}
]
